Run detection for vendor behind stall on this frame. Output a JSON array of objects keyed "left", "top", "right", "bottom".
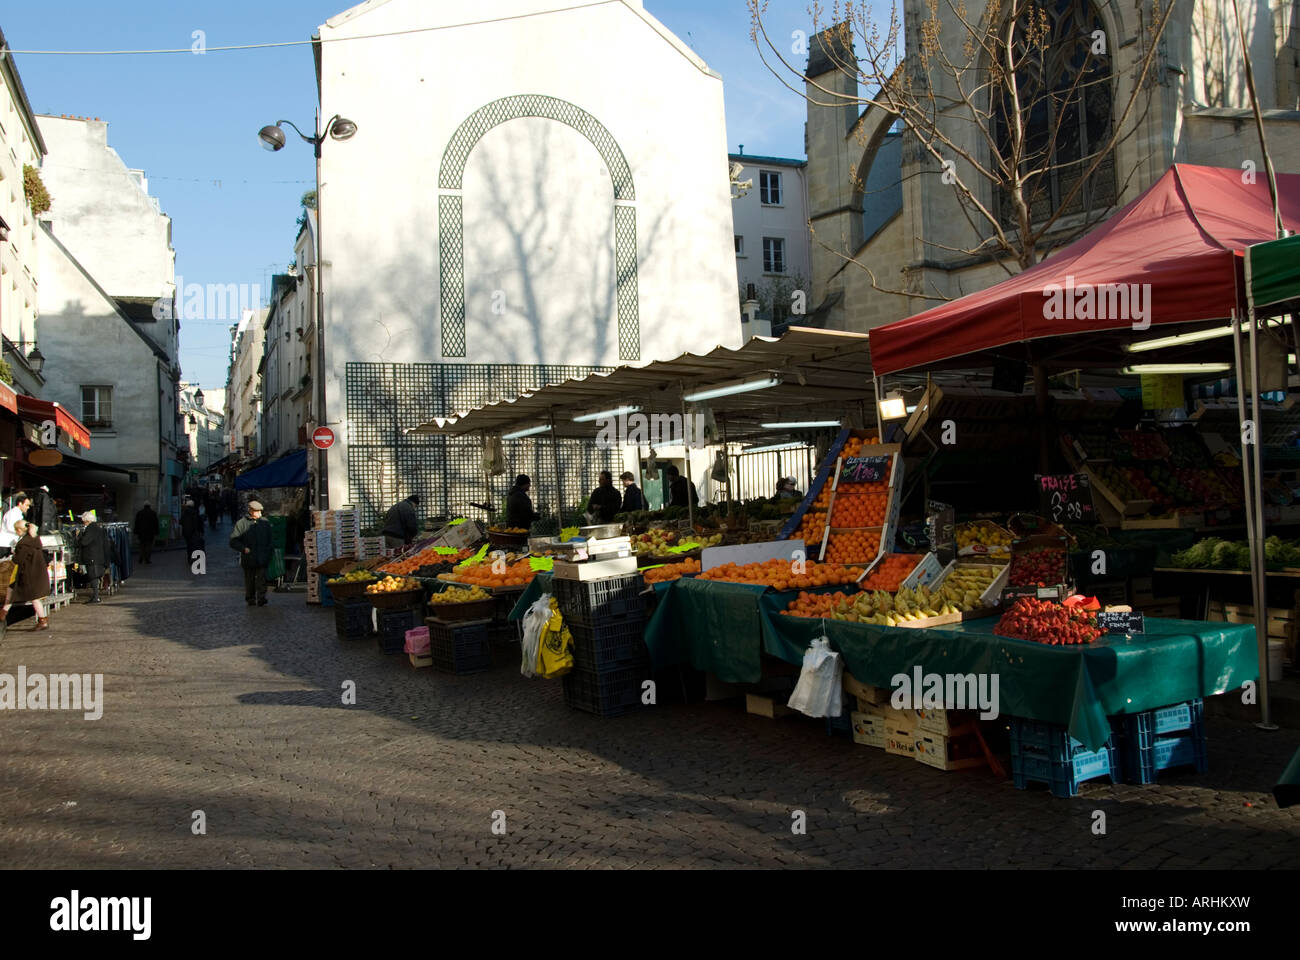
[
  {"left": 506, "top": 474, "right": 539, "bottom": 530},
  {"left": 588, "top": 471, "right": 622, "bottom": 523},
  {"left": 381, "top": 494, "right": 421, "bottom": 549}
]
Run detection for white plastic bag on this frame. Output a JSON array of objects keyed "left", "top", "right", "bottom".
[
  {"left": 786, "top": 636, "right": 843, "bottom": 718},
  {"left": 520, "top": 594, "right": 553, "bottom": 678}
]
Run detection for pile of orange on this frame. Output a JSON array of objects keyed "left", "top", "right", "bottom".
[
  {"left": 644, "top": 557, "right": 702, "bottom": 583},
  {"left": 824, "top": 530, "right": 881, "bottom": 564},
  {"left": 448, "top": 557, "right": 538, "bottom": 588},
  {"left": 699, "top": 559, "right": 861, "bottom": 590},
  {"left": 839, "top": 436, "right": 881, "bottom": 459},
  {"left": 830, "top": 491, "right": 889, "bottom": 527},
  {"left": 796, "top": 511, "right": 827, "bottom": 545},
  {"left": 379, "top": 546, "right": 474, "bottom": 575},
  {"left": 859, "top": 553, "right": 923, "bottom": 591},
  {"left": 783, "top": 590, "right": 857, "bottom": 618}
]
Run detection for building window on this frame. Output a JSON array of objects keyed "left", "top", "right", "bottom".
[
  {"left": 991, "top": 0, "right": 1116, "bottom": 226},
  {"left": 759, "top": 170, "right": 783, "bottom": 205},
  {"left": 735, "top": 236, "right": 745, "bottom": 257},
  {"left": 762, "top": 237, "right": 786, "bottom": 274},
  {"left": 81, "top": 385, "right": 113, "bottom": 428}
]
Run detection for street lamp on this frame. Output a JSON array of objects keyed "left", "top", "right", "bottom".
[
  {"left": 257, "top": 114, "right": 357, "bottom": 511},
  {"left": 26, "top": 346, "right": 44, "bottom": 375},
  {"left": 194, "top": 387, "right": 204, "bottom": 408}
]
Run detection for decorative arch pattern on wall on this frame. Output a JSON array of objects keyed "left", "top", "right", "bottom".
[{"left": 438, "top": 95, "right": 640, "bottom": 360}]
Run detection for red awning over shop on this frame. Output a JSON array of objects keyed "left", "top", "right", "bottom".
[
  {"left": 16, "top": 395, "right": 91, "bottom": 450},
  {"left": 869, "top": 164, "right": 1300, "bottom": 376},
  {"left": 0, "top": 380, "right": 16, "bottom": 415}
]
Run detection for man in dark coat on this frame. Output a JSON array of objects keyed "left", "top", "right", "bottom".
[
  {"left": 133, "top": 502, "right": 160, "bottom": 564},
  {"left": 666, "top": 465, "right": 699, "bottom": 508},
  {"left": 8, "top": 520, "right": 51, "bottom": 629},
  {"left": 620, "top": 472, "right": 645, "bottom": 513},
  {"left": 77, "top": 511, "right": 113, "bottom": 603},
  {"left": 229, "top": 500, "right": 273, "bottom": 606},
  {"left": 505, "top": 475, "right": 539, "bottom": 530},
  {"left": 588, "top": 471, "right": 622, "bottom": 523},
  {"left": 180, "top": 498, "right": 203, "bottom": 561},
  {"left": 205, "top": 489, "right": 220, "bottom": 530},
  {"left": 223, "top": 487, "right": 238, "bottom": 524},
  {"left": 381, "top": 494, "right": 421, "bottom": 549}
]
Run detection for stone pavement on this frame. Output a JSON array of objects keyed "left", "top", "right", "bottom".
[{"left": 0, "top": 534, "right": 1297, "bottom": 869}]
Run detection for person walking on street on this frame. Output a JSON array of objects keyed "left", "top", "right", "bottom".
[
  {"left": 588, "top": 471, "right": 622, "bottom": 523},
  {"left": 7, "top": 520, "right": 50, "bottom": 629},
  {"left": 77, "top": 511, "right": 112, "bottom": 603},
  {"left": 206, "top": 490, "right": 220, "bottom": 531},
  {"left": 223, "top": 487, "right": 238, "bottom": 525},
  {"left": 230, "top": 500, "right": 273, "bottom": 606},
  {"left": 505, "top": 474, "right": 539, "bottom": 530},
  {"left": 0, "top": 493, "right": 32, "bottom": 554},
  {"left": 620, "top": 472, "right": 645, "bottom": 513},
  {"left": 133, "top": 503, "right": 159, "bottom": 564},
  {"left": 381, "top": 494, "right": 421, "bottom": 549},
  {"left": 180, "top": 498, "right": 203, "bottom": 562}
]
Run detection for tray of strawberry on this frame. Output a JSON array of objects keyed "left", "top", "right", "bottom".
[{"left": 995, "top": 597, "right": 1102, "bottom": 645}]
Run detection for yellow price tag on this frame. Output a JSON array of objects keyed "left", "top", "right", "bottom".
[
  {"left": 560, "top": 526, "right": 580, "bottom": 541},
  {"left": 528, "top": 556, "right": 554, "bottom": 572},
  {"left": 461, "top": 543, "right": 490, "bottom": 565},
  {"left": 434, "top": 547, "right": 460, "bottom": 556},
  {"left": 668, "top": 542, "right": 702, "bottom": 554},
  {"left": 448, "top": 518, "right": 467, "bottom": 526}
]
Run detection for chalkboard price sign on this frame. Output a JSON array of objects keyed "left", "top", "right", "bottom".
[
  {"left": 841, "top": 455, "right": 890, "bottom": 484},
  {"left": 1096, "top": 611, "right": 1145, "bottom": 634},
  {"left": 1036, "top": 473, "right": 1094, "bottom": 524}
]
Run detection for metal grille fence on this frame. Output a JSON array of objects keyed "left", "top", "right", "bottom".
[{"left": 345, "top": 362, "right": 617, "bottom": 530}]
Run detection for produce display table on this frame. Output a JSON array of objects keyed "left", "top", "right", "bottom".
[{"left": 643, "top": 577, "right": 1258, "bottom": 751}]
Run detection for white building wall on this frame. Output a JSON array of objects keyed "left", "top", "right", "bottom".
[
  {"left": 317, "top": 0, "right": 743, "bottom": 506},
  {"left": 729, "top": 156, "right": 811, "bottom": 297},
  {"left": 0, "top": 52, "right": 45, "bottom": 397}
]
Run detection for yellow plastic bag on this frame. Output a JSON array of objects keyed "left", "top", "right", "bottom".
[{"left": 535, "top": 596, "right": 574, "bottom": 679}]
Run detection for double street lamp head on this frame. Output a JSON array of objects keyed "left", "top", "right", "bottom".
[{"left": 258, "top": 116, "right": 358, "bottom": 151}]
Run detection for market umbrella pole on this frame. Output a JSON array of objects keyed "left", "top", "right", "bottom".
[
  {"left": 549, "top": 408, "right": 564, "bottom": 534},
  {"left": 1247, "top": 303, "right": 1276, "bottom": 729},
  {"left": 679, "top": 387, "right": 695, "bottom": 532},
  {"left": 1233, "top": 309, "right": 1272, "bottom": 728}
]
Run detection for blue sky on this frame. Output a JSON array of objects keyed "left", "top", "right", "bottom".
[{"left": 3, "top": 0, "right": 820, "bottom": 389}]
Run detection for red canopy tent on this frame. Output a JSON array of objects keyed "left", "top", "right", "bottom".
[{"left": 869, "top": 164, "right": 1300, "bottom": 376}]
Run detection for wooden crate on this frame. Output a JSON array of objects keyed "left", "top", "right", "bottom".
[
  {"left": 851, "top": 711, "right": 887, "bottom": 748},
  {"left": 913, "top": 729, "right": 987, "bottom": 771},
  {"left": 843, "top": 672, "right": 892, "bottom": 707},
  {"left": 745, "top": 693, "right": 793, "bottom": 719}
]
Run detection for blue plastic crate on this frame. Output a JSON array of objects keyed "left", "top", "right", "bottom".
[
  {"left": 568, "top": 618, "right": 649, "bottom": 673},
  {"left": 318, "top": 575, "right": 335, "bottom": 608},
  {"left": 1112, "top": 699, "right": 1203, "bottom": 745},
  {"left": 1011, "top": 740, "right": 1119, "bottom": 798},
  {"left": 1122, "top": 730, "right": 1209, "bottom": 785},
  {"left": 825, "top": 711, "right": 853, "bottom": 737},
  {"left": 1009, "top": 717, "right": 1114, "bottom": 758},
  {"left": 552, "top": 574, "right": 646, "bottom": 629}
]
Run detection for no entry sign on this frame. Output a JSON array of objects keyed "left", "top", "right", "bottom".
[{"left": 311, "top": 427, "right": 336, "bottom": 450}]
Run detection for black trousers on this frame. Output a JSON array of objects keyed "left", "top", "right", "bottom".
[
  {"left": 139, "top": 539, "right": 153, "bottom": 563},
  {"left": 243, "top": 566, "right": 267, "bottom": 602}
]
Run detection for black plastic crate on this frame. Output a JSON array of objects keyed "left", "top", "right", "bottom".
[
  {"left": 427, "top": 618, "right": 493, "bottom": 675},
  {"left": 568, "top": 618, "right": 648, "bottom": 673},
  {"left": 552, "top": 574, "right": 646, "bottom": 628},
  {"left": 334, "top": 598, "right": 372, "bottom": 640},
  {"left": 376, "top": 607, "right": 421, "bottom": 655},
  {"left": 561, "top": 662, "right": 648, "bottom": 717}
]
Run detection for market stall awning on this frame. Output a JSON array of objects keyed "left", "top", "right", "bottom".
[
  {"left": 869, "top": 164, "right": 1300, "bottom": 376},
  {"left": 1247, "top": 233, "right": 1300, "bottom": 313},
  {"left": 235, "top": 449, "right": 308, "bottom": 490},
  {"left": 0, "top": 381, "right": 17, "bottom": 416},
  {"left": 16, "top": 395, "right": 92, "bottom": 449},
  {"left": 407, "top": 328, "right": 875, "bottom": 441}
]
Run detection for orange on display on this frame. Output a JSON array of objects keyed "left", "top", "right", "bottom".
[
  {"left": 858, "top": 553, "right": 924, "bottom": 591},
  {"left": 699, "top": 558, "right": 862, "bottom": 590},
  {"left": 643, "top": 557, "right": 702, "bottom": 583},
  {"left": 449, "top": 557, "right": 539, "bottom": 588}
]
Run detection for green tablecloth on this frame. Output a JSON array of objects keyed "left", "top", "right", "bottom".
[
  {"left": 1276, "top": 747, "right": 1300, "bottom": 808},
  {"left": 643, "top": 577, "right": 1258, "bottom": 751}
]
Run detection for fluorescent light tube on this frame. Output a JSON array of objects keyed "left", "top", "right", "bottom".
[
  {"left": 1125, "top": 326, "right": 1235, "bottom": 353},
  {"left": 573, "top": 404, "right": 643, "bottom": 423},
  {"left": 503, "top": 425, "right": 551, "bottom": 440},
  {"left": 744, "top": 441, "right": 807, "bottom": 453},
  {"left": 760, "top": 420, "right": 841, "bottom": 429},
  {"left": 1120, "top": 363, "right": 1232, "bottom": 375},
  {"left": 683, "top": 375, "right": 781, "bottom": 403}
]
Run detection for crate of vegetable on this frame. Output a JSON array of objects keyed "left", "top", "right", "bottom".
[{"left": 1007, "top": 536, "right": 1069, "bottom": 589}]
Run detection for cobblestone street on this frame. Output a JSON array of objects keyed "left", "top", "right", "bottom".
[{"left": 1, "top": 534, "right": 1298, "bottom": 869}]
